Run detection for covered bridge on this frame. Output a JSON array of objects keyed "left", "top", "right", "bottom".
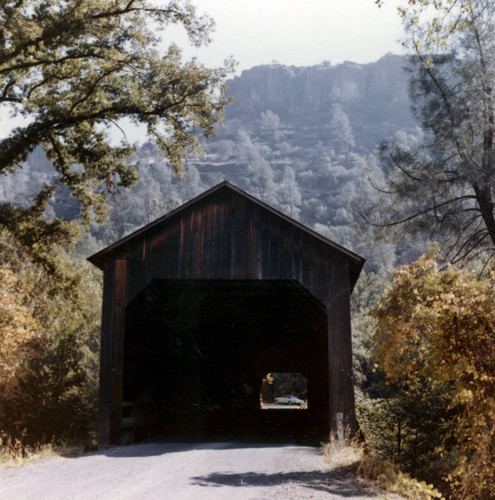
[{"left": 88, "top": 181, "right": 365, "bottom": 446}]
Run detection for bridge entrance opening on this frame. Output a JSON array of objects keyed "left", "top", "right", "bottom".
[
  {"left": 123, "top": 279, "right": 329, "bottom": 443},
  {"left": 260, "top": 373, "right": 308, "bottom": 409}
]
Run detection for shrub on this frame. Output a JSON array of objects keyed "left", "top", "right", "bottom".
[{"left": 372, "top": 250, "right": 495, "bottom": 498}]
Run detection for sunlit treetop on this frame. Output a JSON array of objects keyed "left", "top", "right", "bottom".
[{"left": 375, "top": 0, "right": 488, "bottom": 61}]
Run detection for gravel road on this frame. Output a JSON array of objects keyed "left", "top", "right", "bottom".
[{"left": 0, "top": 442, "right": 379, "bottom": 500}]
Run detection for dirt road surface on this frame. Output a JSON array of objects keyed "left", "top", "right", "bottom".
[{"left": 0, "top": 442, "right": 380, "bottom": 499}]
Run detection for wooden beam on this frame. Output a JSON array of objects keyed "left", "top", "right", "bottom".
[
  {"left": 98, "top": 259, "right": 127, "bottom": 446},
  {"left": 327, "top": 265, "right": 357, "bottom": 438}
]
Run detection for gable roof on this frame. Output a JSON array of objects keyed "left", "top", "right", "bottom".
[{"left": 88, "top": 181, "right": 365, "bottom": 286}]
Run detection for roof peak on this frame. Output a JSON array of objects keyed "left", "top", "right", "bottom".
[{"left": 88, "top": 180, "right": 365, "bottom": 270}]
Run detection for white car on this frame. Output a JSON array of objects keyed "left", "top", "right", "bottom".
[{"left": 274, "top": 395, "right": 305, "bottom": 406}]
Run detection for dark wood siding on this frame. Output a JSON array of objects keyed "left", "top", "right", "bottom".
[
  {"left": 121, "top": 190, "right": 349, "bottom": 306},
  {"left": 90, "top": 183, "right": 364, "bottom": 446},
  {"left": 99, "top": 259, "right": 127, "bottom": 445}
]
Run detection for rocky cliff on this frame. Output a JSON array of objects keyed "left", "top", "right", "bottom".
[{"left": 224, "top": 53, "right": 415, "bottom": 150}]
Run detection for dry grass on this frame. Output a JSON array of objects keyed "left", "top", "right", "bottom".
[
  {"left": 321, "top": 435, "right": 365, "bottom": 469},
  {"left": 0, "top": 432, "right": 86, "bottom": 469},
  {"left": 322, "top": 435, "right": 443, "bottom": 500}
]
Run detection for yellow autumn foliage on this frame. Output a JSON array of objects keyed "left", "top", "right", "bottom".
[
  {"left": 374, "top": 250, "right": 495, "bottom": 499},
  {"left": 0, "top": 267, "right": 42, "bottom": 396},
  {"left": 0, "top": 227, "right": 101, "bottom": 444}
]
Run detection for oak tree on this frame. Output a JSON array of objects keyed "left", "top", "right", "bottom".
[{"left": 0, "top": 0, "right": 232, "bottom": 228}]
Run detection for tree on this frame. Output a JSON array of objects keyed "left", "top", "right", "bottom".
[
  {"left": 367, "top": 1, "right": 495, "bottom": 266},
  {"left": 278, "top": 166, "right": 301, "bottom": 218},
  {"left": 0, "top": 0, "right": 232, "bottom": 229},
  {"left": 376, "top": 1, "right": 479, "bottom": 59},
  {"left": 350, "top": 270, "right": 390, "bottom": 390},
  {"left": 0, "top": 228, "right": 102, "bottom": 445},
  {"left": 260, "top": 110, "right": 282, "bottom": 142},
  {"left": 237, "top": 129, "right": 278, "bottom": 204},
  {"left": 373, "top": 249, "right": 495, "bottom": 498},
  {"left": 328, "top": 103, "right": 355, "bottom": 157}
]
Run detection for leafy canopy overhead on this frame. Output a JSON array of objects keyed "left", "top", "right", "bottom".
[{"left": 0, "top": 0, "right": 233, "bottom": 225}]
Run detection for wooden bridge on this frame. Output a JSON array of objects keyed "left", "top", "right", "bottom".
[{"left": 88, "top": 181, "right": 365, "bottom": 446}]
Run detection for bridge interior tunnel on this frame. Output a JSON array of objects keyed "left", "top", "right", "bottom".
[{"left": 123, "top": 279, "right": 329, "bottom": 443}]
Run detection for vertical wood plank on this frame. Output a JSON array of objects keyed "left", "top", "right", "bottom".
[
  {"left": 327, "top": 260, "right": 357, "bottom": 436},
  {"left": 178, "top": 217, "right": 184, "bottom": 278},
  {"left": 192, "top": 205, "right": 203, "bottom": 278},
  {"left": 220, "top": 194, "right": 231, "bottom": 278},
  {"left": 205, "top": 202, "right": 213, "bottom": 276},
  {"left": 339, "top": 260, "right": 357, "bottom": 434},
  {"left": 230, "top": 210, "right": 236, "bottom": 279},
  {"left": 109, "top": 259, "right": 127, "bottom": 445},
  {"left": 245, "top": 201, "right": 258, "bottom": 278},
  {"left": 211, "top": 197, "right": 221, "bottom": 278},
  {"left": 98, "top": 261, "right": 114, "bottom": 446},
  {"left": 234, "top": 197, "right": 248, "bottom": 279},
  {"left": 279, "top": 221, "right": 291, "bottom": 280}
]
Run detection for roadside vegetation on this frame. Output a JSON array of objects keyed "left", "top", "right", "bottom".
[
  {"left": 322, "top": 435, "right": 442, "bottom": 499},
  {"left": 0, "top": 228, "right": 101, "bottom": 455},
  {"left": 0, "top": 436, "right": 58, "bottom": 469},
  {"left": 346, "top": 2, "right": 495, "bottom": 498},
  {"left": 0, "top": 431, "right": 87, "bottom": 469},
  {"left": 347, "top": 247, "right": 495, "bottom": 499}
]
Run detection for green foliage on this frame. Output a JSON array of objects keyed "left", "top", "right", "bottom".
[
  {"left": 356, "top": 387, "right": 452, "bottom": 477},
  {"left": 3, "top": 330, "right": 97, "bottom": 444},
  {"left": 353, "top": 270, "right": 453, "bottom": 482},
  {"left": 372, "top": 250, "right": 495, "bottom": 498},
  {"left": 359, "top": 456, "right": 444, "bottom": 500},
  {"left": 0, "top": 187, "right": 82, "bottom": 273},
  {"left": 0, "top": 229, "right": 101, "bottom": 446},
  {"left": 0, "top": 267, "right": 41, "bottom": 396},
  {"left": 350, "top": 270, "right": 390, "bottom": 390},
  {"left": 0, "top": 0, "right": 233, "bottom": 228}
]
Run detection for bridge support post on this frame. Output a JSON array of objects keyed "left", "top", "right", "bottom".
[{"left": 98, "top": 259, "right": 127, "bottom": 446}]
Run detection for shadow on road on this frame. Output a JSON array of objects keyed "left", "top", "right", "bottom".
[
  {"left": 191, "top": 468, "right": 378, "bottom": 497},
  {"left": 95, "top": 441, "right": 312, "bottom": 459}
]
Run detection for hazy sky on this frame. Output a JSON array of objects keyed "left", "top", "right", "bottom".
[
  {"left": 0, "top": 1, "right": 406, "bottom": 139},
  {"left": 169, "top": 0, "right": 406, "bottom": 71}
]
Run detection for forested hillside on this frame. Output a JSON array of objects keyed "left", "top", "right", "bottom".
[{"left": 2, "top": 54, "right": 421, "bottom": 272}]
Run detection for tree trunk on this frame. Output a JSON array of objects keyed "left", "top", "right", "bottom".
[{"left": 474, "top": 184, "right": 495, "bottom": 248}]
